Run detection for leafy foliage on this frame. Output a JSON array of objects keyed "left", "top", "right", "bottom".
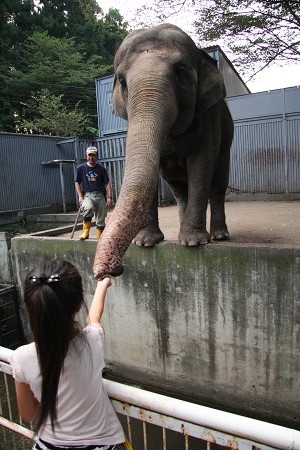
[
  {"left": 0, "top": 0, "right": 128, "bottom": 135},
  {"left": 132, "top": 0, "right": 300, "bottom": 79},
  {"left": 20, "top": 89, "right": 88, "bottom": 136},
  {"left": 193, "top": 0, "right": 300, "bottom": 77}
]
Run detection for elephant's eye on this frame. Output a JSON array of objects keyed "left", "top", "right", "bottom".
[
  {"left": 118, "top": 75, "right": 127, "bottom": 91},
  {"left": 175, "top": 65, "right": 188, "bottom": 86}
]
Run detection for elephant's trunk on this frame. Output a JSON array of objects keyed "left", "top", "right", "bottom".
[{"left": 93, "top": 72, "right": 177, "bottom": 279}]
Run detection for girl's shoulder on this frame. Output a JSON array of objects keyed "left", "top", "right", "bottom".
[
  {"left": 10, "top": 342, "right": 36, "bottom": 362},
  {"left": 83, "top": 323, "right": 104, "bottom": 338},
  {"left": 81, "top": 324, "right": 105, "bottom": 350},
  {"left": 9, "top": 342, "right": 38, "bottom": 383}
]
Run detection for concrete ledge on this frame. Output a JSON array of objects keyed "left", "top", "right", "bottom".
[
  {"left": 225, "top": 192, "right": 300, "bottom": 202},
  {"left": 10, "top": 236, "right": 300, "bottom": 429}
]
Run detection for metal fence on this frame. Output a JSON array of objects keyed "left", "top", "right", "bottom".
[{"left": 1, "top": 346, "right": 300, "bottom": 450}]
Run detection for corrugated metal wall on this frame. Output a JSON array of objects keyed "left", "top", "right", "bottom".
[
  {"left": 0, "top": 134, "right": 77, "bottom": 212},
  {"left": 229, "top": 87, "right": 300, "bottom": 194},
  {"left": 97, "top": 133, "right": 126, "bottom": 203}
]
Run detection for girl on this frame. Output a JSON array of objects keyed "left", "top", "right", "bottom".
[{"left": 10, "top": 259, "right": 126, "bottom": 450}]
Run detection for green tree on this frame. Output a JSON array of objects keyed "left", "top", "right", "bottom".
[
  {"left": 20, "top": 89, "right": 88, "bottom": 136},
  {"left": 97, "top": 8, "right": 129, "bottom": 63},
  {"left": 0, "top": 0, "right": 128, "bottom": 134},
  {"left": 0, "top": 0, "right": 37, "bottom": 131},
  {"left": 32, "top": 1, "right": 128, "bottom": 63},
  {"left": 4, "top": 32, "right": 105, "bottom": 135}
]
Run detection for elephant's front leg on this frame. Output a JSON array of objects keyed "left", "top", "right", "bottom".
[
  {"left": 178, "top": 159, "right": 212, "bottom": 246},
  {"left": 133, "top": 186, "right": 164, "bottom": 247}
]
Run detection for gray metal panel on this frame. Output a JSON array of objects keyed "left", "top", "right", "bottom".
[
  {"left": 227, "top": 87, "right": 300, "bottom": 195},
  {"left": 95, "top": 75, "right": 128, "bottom": 137},
  {"left": 287, "top": 116, "right": 300, "bottom": 193},
  {"left": 229, "top": 119, "right": 286, "bottom": 194},
  {"left": 0, "top": 133, "right": 76, "bottom": 212},
  {"left": 228, "top": 86, "right": 300, "bottom": 120}
]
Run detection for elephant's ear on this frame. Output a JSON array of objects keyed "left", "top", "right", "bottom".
[
  {"left": 196, "top": 49, "right": 226, "bottom": 110},
  {"left": 112, "top": 75, "right": 128, "bottom": 120}
]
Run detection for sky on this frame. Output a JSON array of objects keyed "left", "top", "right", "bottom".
[{"left": 100, "top": 0, "right": 300, "bottom": 94}]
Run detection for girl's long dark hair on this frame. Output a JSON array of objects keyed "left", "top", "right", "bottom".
[{"left": 24, "top": 259, "right": 85, "bottom": 431}]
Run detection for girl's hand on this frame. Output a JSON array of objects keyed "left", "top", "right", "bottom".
[{"left": 98, "top": 277, "right": 112, "bottom": 288}]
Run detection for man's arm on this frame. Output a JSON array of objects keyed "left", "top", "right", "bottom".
[
  {"left": 75, "top": 181, "right": 84, "bottom": 204},
  {"left": 106, "top": 181, "right": 113, "bottom": 207}
]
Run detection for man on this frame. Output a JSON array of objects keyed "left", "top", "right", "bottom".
[{"left": 75, "top": 146, "right": 113, "bottom": 240}]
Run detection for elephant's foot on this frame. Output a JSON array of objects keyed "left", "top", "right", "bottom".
[
  {"left": 133, "top": 227, "right": 164, "bottom": 247},
  {"left": 211, "top": 228, "right": 230, "bottom": 241},
  {"left": 178, "top": 229, "right": 211, "bottom": 246}
]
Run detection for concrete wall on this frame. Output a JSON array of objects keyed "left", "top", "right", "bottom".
[
  {"left": 0, "top": 233, "right": 12, "bottom": 283},
  {"left": 10, "top": 236, "right": 300, "bottom": 430}
]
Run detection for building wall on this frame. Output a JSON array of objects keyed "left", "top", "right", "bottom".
[
  {"left": 10, "top": 235, "right": 300, "bottom": 430},
  {"left": 207, "top": 47, "right": 250, "bottom": 97}
]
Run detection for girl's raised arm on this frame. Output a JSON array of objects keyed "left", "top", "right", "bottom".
[{"left": 88, "top": 277, "right": 112, "bottom": 324}]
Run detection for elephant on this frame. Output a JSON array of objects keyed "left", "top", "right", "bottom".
[{"left": 93, "top": 23, "right": 234, "bottom": 280}]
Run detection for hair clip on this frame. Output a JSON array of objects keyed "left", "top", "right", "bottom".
[
  {"left": 28, "top": 273, "right": 61, "bottom": 283},
  {"left": 48, "top": 274, "right": 60, "bottom": 282}
]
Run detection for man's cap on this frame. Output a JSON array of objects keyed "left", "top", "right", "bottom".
[{"left": 86, "top": 146, "right": 98, "bottom": 155}]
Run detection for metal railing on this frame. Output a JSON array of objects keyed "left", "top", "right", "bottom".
[{"left": 1, "top": 346, "right": 300, "bottom": 450}]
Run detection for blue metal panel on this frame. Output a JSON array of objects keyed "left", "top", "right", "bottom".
[
  {"left": 97, "top": 134, "right": 126, "bottom": 202},
  {"left": 95, "top": 75, "right": 127, "bottom": 137}
]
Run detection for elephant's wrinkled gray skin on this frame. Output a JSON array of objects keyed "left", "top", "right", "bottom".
[{"left": 94, "top": 23, "right": 233, "bottom": 280}]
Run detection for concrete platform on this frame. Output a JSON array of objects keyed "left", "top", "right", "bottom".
[{"left": 52, "top": 200, "right": 300, "bottom": 247}]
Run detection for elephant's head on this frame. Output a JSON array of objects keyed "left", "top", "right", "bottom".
[{"left": 93, "top": 23, "right": 226, "bottom": 279}]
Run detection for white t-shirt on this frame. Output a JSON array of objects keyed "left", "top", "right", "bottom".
[{"left": 10, "top": 324, "right": 124, "bottom": 446}]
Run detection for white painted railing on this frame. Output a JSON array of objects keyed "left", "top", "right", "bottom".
[{"left": 1, "top": 346, "right": 300, "bottom": 450}]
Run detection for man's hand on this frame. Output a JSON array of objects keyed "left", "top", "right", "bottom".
[{"left": 106, "top": 197, "right": 113, "bottom": 208}]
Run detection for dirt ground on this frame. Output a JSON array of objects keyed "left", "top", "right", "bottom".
[{"left": 70, "top": 200, "right": 300, "bottom": 247}]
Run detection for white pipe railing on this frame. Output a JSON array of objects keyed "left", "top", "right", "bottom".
[
  {"left": 1, "top": 346, "right": 300, "bottom": 450},
  {"left": 104, "top": 380, "right": 300, "bottom": 450}
]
